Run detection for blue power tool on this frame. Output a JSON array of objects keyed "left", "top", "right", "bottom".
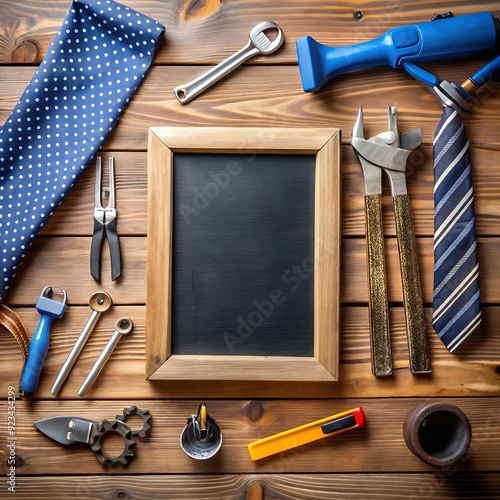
[
  {"left": 19, "top": 286, "right": 67, "bottom": 398},
  {"left": 296, "top": 12, "right": 500, "bottom": 92}
]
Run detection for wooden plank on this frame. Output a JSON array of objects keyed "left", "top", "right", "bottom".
[
  {"left": 1, "top": 398, "right": 499, "bottom": 475},
  {"left": 2, "top": 144, "right": 495, "bottom": 240},
  {"left": 0, "top": 0, "right": 499, "bottom": 491},
  {"left": 8, "top": 144, "right": 498, "bottom": 240},
  {"left": 4, "top": 237, "right": 146, "bottom": 306},
  {"left": 1, "top": 0, "right": 499, "bottom": 64},
  {"left": 38, "top": 152, "right": 148, "bottom": 236},
  {"left": 341, "top": 237, "right": 500, "bottom": 304},
  {"left": 2, "top": 66, "right": 500, "bottom": 151},
  {"left": 7, "top": 473, "right": 500, "bottom": 499},
  {"left": 342, "top": 144, "right": 500, "bottom": 237},
  {"left": 5, "top": 235, "right": 500, "bottom": 307},
  {"left": 1, "top": 306, "right": 498, "bottom": 399}
]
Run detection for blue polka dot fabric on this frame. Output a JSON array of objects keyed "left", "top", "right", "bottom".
[{"left": 0, "top": 0, "right": 165, "bottom": 302}]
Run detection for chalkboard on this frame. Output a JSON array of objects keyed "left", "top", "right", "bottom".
[
  {"left": 146, "top": 126, "right": 341, "bottom": 387},
  {"left": 171, "top": 153, "right": 315, "bottom": 356}
]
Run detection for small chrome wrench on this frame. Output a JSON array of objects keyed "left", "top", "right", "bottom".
[
  {"left": 174, "top": 21, "right": 285, "bottom": 104},
  {"left": 78, "top": 317, "right": 133, "bottom": 397}
]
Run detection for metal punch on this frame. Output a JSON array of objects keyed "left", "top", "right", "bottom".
[
  {"left": 78, "top": 317, "right": 133, "bottom": 397},
  {"left": 351, "top": 104, "right": 430, "bottom": 376},
  {"left": 91, "top": 156, "right": 121, "bottom": 282},
  {"left": 51, "top": 291, "right": 112, "bottom": 395},
  {"left": 174, "top": 21, "right": 285, "bottom": 104}
]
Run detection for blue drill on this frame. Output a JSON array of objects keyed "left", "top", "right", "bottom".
[{"left": 296, "top": 12, "right": 500, "bottom": 92}]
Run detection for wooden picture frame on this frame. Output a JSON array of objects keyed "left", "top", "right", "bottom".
[{"left": 146, "top": 127, "right": 341, "bottom": 383}]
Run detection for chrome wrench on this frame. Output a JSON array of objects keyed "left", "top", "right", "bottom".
[{"left": 174, "top": 21, "right": 285, "bottom": 104}]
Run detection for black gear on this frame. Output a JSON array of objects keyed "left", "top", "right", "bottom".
[
  {"left": 89, "top": 419, "right": 136, "bottom": 466},
  {"left": 115, "top": 405, "right": 152, "bottom": 439}
]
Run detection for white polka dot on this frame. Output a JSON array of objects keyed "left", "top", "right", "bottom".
[{"left": 0, "top": 0, "right": 163, "bottom": 299}]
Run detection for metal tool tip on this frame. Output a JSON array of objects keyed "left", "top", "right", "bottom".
[{"left": 352, "top": 106, "right": 364, "bottom": 139}]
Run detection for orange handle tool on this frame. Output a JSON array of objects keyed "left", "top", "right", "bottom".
[{"left": 248, "top": 407, "right": 365, "bottom": 461}]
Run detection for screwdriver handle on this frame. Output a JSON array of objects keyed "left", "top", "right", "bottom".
[{"left": 19, "top": 315, "right": 54, "bottom": 396}]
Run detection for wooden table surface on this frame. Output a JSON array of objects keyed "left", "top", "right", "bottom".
[{"left": 1, "top": 0, "right": 500, "bottom": 498}]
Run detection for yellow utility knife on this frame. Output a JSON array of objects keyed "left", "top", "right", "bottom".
[{"left": 248, "top": 407, "right": 365, "bottom": 461}]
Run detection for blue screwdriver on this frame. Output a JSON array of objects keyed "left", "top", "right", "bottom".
[{"left": 19, "top": 286, "right": 67, "bottom": 398}]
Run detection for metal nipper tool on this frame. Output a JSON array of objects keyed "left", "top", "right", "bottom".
[
  {"left": 91, "top": 156, "right": 121, "bottom": 282},
  {"left": 174, "top": 21, "right": 285, "bottom": 104},
  {"left": 34, "top": 405, "right": 152, "bottom": 466},
  {"left": 351, "top": 105, "right": 430, "bottom": 376}
]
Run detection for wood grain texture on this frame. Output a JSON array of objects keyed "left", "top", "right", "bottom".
[
  {"left": 0, "top": 144, "right": 494, "bottom": 240},
  {"left": 1, "top": 0, "right": 500, "bottom": 64},
  {"left": 5, "top": 473, "right": 500, "bottom": 499},
  {"left": 3, "top": 145, "right": 496, "bottom": 240},
  {"left": 1, "top": 398, "right": 500, "bottom": 475},
  {"left": 2, "top": 65, "right": 500, "bottom": 150},
  {"left": 6, "top": 235, "right": 500, "bottom": 306},
  {"left": 1, "top": 306, "right": 498, "bottom": 399},
  {"left": 1, "top": 0, "right": 500, "bottom": 495}
]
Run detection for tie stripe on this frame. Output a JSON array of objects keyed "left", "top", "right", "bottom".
[
  {"left": 433, "top": 118, "right": 464, "bottom": 163},
  {"left": 435, "top": 163, "right": 472, "bottom": 215},
  {"left": 434, "top": 140, "right": 470, "bottom": 191},
  {"left": 433, "top": 109, "right": 458, "bottom": 143},
  {"left": 433, "top": 261, "right": 479, "bottom": 321},
  {"left": 434, "top": 195, "right": 474, "bottom": 249},
  {"left": 434, "top": 218, "right": 475, "bottom": 270},
  {"left": 447, "top": 311, "right": 482, "bottom": 352},
  {"left": 432, "top": 106, "right": 481, "bottom": 351}
]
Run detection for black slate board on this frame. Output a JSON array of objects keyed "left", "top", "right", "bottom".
[{"left": 171, "top": 153, "right": 315, "bottom": 356}]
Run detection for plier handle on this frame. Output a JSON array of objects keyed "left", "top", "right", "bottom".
[
  {"left": 351, "top": 105, "right": 430, "bottom": 376},
  {"left": 90, "top": 156, "right": 121, "bottom": 281}
]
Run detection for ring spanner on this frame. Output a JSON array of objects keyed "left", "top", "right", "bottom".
[
  {"left": 19, "top": 286, "right": 67, "bottom": 398},
  {"left": 51, "top": 291, "right": 112, "bottom": 395},
  {"left": 174, "top": 21, "right": 285, "bottom": 104}
]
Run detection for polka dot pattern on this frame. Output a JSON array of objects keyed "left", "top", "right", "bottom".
[{"left": 0, "top": 0, "right": 165, "bottom": 302}]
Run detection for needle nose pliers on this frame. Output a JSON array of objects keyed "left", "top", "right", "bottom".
[{"left": 90, "top": 156, "right": 121, "bottom": 281}]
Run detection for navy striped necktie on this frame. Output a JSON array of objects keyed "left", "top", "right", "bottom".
[
  {"left": 432, "top": 106, "right": 481, "bottom": 351},
  {"left": 0, "top": 0, "right": 165, "bottom": 303}
]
